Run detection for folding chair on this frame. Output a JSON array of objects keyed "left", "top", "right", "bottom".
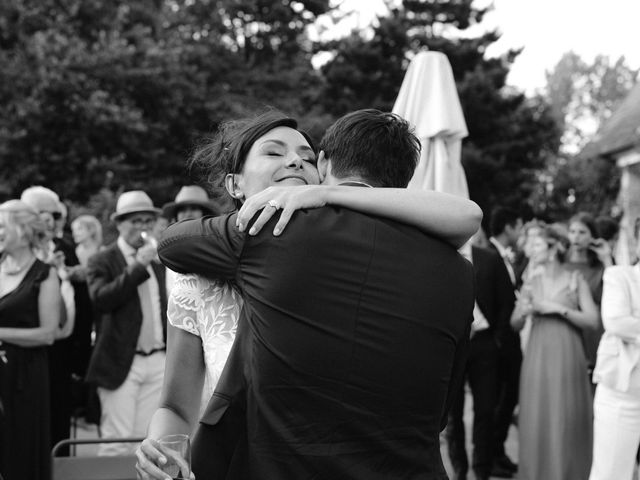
[{"left": 51, "top": 437, "right": 144, "bottom": 480}]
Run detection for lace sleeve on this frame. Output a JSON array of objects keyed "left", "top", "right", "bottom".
[{"left": 167, "top": 273, "right": 202, "bottom": 337}]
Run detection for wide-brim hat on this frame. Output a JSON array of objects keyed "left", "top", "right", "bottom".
[
  {"left": 110, "top": 190, "right": 162, "bottom": 221},
  {"left": 162, "top": 185, "right": 218, "bottom": 219}
]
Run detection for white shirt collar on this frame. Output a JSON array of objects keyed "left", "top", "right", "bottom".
[{"left": 489, "top": 237, "right": 508, "bottom": 257}]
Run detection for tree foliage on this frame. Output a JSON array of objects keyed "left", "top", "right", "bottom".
[
  {"left": 0, "top": 0, "right": 330, "bottom": 207},
  {"left": 541, "top": 52, "right": 639, "bottom": 219},
  {"left": 316, "top": 0, "right": 561, "bottom": 223},
  {"left": 546, "top": 52, "right": 639, "bottom": 154},
  {"left": 1, "top": 0, "right": 563, "bottom": 227}
]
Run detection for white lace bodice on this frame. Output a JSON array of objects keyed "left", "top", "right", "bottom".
[{"left": 167, "top": 273, "right": 242, "bottom": 407}]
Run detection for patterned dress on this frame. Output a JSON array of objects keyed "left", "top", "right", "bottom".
[{"left": 167, "top": 273, "right": 242, "bottom": 411}]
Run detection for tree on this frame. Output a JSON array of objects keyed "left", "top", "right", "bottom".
[
  {"left": 541, "top": 53, "right": 639, "bottom": 218},
  {"left": 316, "top": 0, "right": 561, "bottom": 222},
  {"left": 546, "top": 52, "right": 639, "bottom": 155},
  {"left": 0, "top": 0, "right": 331, "bottom": 207}
]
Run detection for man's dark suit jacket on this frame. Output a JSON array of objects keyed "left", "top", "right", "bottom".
[
  {"left": 159, "top": 207, "right": 474, "bottom": 480},
  {"left": 85, "top": 242, "right": 167, "bottom": 390},
  {"left": 472, "top": 246, "right": 515, "bottom": 336}
]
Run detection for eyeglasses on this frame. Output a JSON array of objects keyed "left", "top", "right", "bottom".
[
  {"left": 40, "top": 211, "right": 62, "bottom": 221},
  {"left": 126, "top": 217, "right": 157, "bottom": 228}
]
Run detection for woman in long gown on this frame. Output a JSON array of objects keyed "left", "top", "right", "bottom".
[
  {"left": 512, "top": 223, "right": 599, "bottom": 480},
  {"left": 0, "top": 200, "right": 63, "bottom": 480},
  {"left": 135, "top": 110, "right": 482, "bottom": 479}
]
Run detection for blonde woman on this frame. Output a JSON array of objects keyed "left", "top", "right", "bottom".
[
  {"left": 0, "top": 200, "right": 64, "bottom": 480},
  {"left": 71, "top": 214, "right": 103, "bottom": 268}
]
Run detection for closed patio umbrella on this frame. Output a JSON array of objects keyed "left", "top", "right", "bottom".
[{"left": 392, "top": 51, "right": 469, "bottom": 198}]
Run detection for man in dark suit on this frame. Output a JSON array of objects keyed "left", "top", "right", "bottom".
[
  {"left": 445, "top": 245, "right": 515, "bottom": 480},
  {"left": 86, "top": 190, "right": 168, "bottom": 456},
  {"left": 487, "top": 206, "right": 522, "bottom": 476},
  {"left": 159, "top": 110, "right": 475, "bottom": 479}
]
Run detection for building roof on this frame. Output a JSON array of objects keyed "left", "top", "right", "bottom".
[{"left": 580, "top": 82, "right": 640, "bottom": 159}]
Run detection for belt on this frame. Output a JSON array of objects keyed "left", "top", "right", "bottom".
[{"left": 135, "top": 347, "right": 165, "bottom": 356}]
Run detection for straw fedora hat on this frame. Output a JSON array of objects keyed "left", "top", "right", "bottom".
[
  {"left": 110, "top": 190, "right": 161, "bottom": 221},
  {"left": 162, "top": 185, "right": 217, "bottom": 219}
]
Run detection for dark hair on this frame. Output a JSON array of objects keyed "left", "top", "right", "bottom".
[
  {"left": 569, "top": 211, "right": 598, "bottom": 237},
  {"left": 489, "top": 206, "right": 521, "bottom": 236},
  {"left": 569, "top": 211, "right": 600, "bottom": 267},
  {"left": 319, "top": 109, "right": 420, "bottom": 188},
  {"left": 189, "top": 109, "right": 315, "bottom": 202},
  {"left": 540, "top": 223, "right": 570, "bottom": 263},
  {"left": 595, "top": 215, "right": 619, "bottom": 241}
]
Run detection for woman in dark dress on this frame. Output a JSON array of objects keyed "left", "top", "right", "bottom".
[{"left": 0, "top": 200, "right": 63, "bottom": 480}]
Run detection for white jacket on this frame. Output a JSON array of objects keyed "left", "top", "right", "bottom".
[{"left": 593, "top": 264, "right": 640, "bottom": 392}]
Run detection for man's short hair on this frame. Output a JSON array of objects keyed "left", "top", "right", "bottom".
[
  {"left": 319, "top": 109, "right": 421, "bottom": 188},
  {"left": 489, "top": 206, "right": 521, "bottom": 237}
]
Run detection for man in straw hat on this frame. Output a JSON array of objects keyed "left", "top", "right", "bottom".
[
  {"left": 85, "top": 190, "right": 168, "bottom": 456},
  {"left": 162, "top": 185, "right": 219, "bottom": 223}
]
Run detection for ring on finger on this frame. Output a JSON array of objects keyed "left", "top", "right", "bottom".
[{"left": 267, "top": 200, "right": 280, "bottom": 210}]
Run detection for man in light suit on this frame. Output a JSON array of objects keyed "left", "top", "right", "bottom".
[
  {"left": 86, "top": 191, "right": 167, "bottom": 455},
  {"left": 590, "top": 217, "right": 640, "bottom": 479},
  {"left": 159, "top": 109, "right": 475, "bottom": 479}
]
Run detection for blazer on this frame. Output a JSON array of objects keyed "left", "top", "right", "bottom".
[
  {"left": 159, "top": 208, "right": 474, "bottom": 480},
  {"left": 593, "top": 264, "right": 640, "bottom": 392},
  {"left": 85, "top": 242, "right": 167, "bottom": 389},
  {"left": 472, "top": 246, "right": 516, "bottom": 338}
]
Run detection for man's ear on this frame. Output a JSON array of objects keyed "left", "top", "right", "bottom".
[
  {"left": 224, "top": 174, "right": 244, "bottom": 200},
  {"left": 317, "top": 150, "right": 329, "bottom": 183}
]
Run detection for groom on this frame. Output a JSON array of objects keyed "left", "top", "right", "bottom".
[{"left": 159, "top": 109, "right": 475, "bottom": 479}]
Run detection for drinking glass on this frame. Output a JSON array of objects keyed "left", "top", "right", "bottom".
[{"left": 158, "top": 434, "right": 191, "bottom": 480}]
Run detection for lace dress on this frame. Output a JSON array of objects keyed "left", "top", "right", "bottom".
[{"left": 167, "top": 273, "right": 243, "bottom": 410}]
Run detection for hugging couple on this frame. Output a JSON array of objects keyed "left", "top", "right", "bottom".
[{"left": 136, "top": 108, "right": 480, "bottom": 480}]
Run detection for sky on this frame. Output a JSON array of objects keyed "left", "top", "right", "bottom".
[{"left": 328, "top": 0, "right": 640, "bottom": 94}]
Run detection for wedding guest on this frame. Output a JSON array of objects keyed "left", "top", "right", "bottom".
[
  {"left": 595, "top": 215, "right": 620, "bottom": 264},
  {"left": 69, "top": 214, "right": 104, "bottom": 422},
  {"left": 446, "top": 244, "right": 513, "bottom": 480},
  {"left": 566, "top": 212, "right": 611, "bottom": 383},
  {"left": 511, "top": 224, "right": 599, "bottom": 480},
  {"left": 162, "top": 185, "right": 218, "bottom": 223},
  {"left": 161, "top": 185, "right": 219, "bottom": 294},
  {"left": 487, "top": 206, "right": 522, "bottom": 476},
  {"left": 85, "top": 191, "right": 168, "bottom": 456},
  {"left": 20, "top": 186, "right": 76, "bottom": 454},
  {"left": 71, "top": 215, "right": 103, "bottom": 267},
  {"left": 0, "top": 200, "right": 63, "bottom": 480},
  {"left": 589, "top": 217, "right": 640, "bottom": 480}
]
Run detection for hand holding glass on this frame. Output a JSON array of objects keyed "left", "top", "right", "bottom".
[{"left": 158, "top": 434, "right": 191, "bottom": 480}]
